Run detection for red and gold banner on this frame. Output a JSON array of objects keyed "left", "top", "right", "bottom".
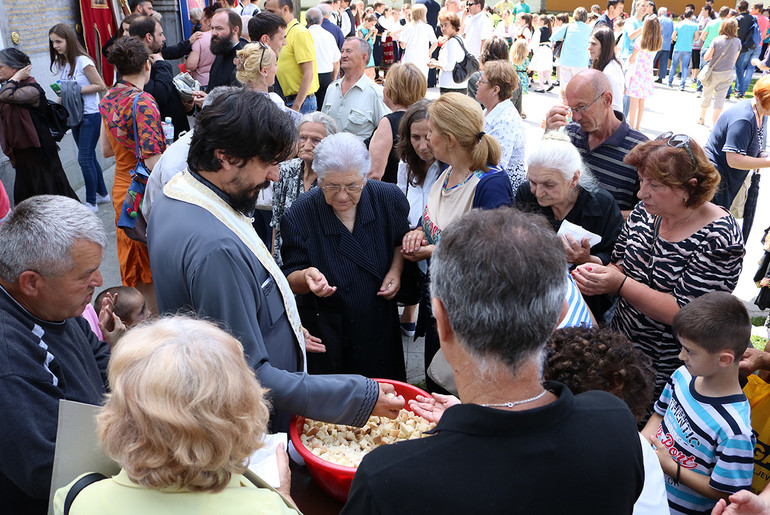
[{"left": 79, "top": 0, "right": 118, "bottom": 86}]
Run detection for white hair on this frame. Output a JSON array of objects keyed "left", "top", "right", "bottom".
[
  {"left": 312, "top": 132, "right": 370, "bottom": 178},
  {"left": 298, "top": 111, "right": 338, "bottom": 137},
  {"left": 306, "top": 7, "right": 323, "bottom": 25},
  {"left": 527, "top": 132, "right": 597, "bottom": 190},
  {"left": 0, "top": 195, "right": 107, "bottom": 282}
]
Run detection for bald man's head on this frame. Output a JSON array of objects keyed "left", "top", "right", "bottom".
[{"left": 563, "top": 69, "right": 614, "bottom": 134}]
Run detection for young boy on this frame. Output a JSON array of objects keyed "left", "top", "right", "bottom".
[
  {"left": 93, "top": 286, "right": 150, "bottom": 328},
  {"left": 643, "top": 292, "right": 755, "bottom": 515}
]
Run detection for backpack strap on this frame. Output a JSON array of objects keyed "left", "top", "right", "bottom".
[
  {"left": 63, "top": 472, "right": 108, "bottom": 514},
  {"left": 131, "top": 92, "right": 144, "bottom": 161}
]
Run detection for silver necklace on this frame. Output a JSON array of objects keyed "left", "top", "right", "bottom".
[{"left": 480, "top": 389, "right": 548, "bottom": 408}]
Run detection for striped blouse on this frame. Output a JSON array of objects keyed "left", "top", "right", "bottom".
[{"left": 611, "top": 202, "right": 744, "bottom": 400}]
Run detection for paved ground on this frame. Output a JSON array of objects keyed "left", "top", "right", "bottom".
[{"left": 84, "top": 76, "right": 769, "bottom": 385}]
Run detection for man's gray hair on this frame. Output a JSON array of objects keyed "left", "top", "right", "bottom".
[
  {"left": 346, "top": 36, "right": 372, "bottom": 63},
  {"left": 298, "top": 111, "right": 339, "bottom": 137},
  {"left": 313, "top": 132, "right": 370, "bottom": 178},
  {"left": 306, "top": 6, "right": 323, "bottom": 25},
  {"left": 528, "top": 132, "right": 597, "bottom": 190},
  {"left": 203, "top": 86, "right": 241, "bottom": 109},
  {"left": 0, "top": 196, "right": 107, "bottom": 282},
  {"left": 658, "top": 6, "right": 667, "bottom": 15},
  {"left": 430, "top": 208, "right": 567, "bottom": 374},
  {"left": 318, "top": 3, "right": 333, "bottom": 17}
]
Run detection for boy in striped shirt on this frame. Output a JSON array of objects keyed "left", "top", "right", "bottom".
[{"left": 642, "top": 292, "right": 755, "bottom": 515}]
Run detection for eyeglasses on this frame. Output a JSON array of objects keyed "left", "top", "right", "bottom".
[
  {"left": 567, "top": 92, "right": 605, "bottom": 115},
  {"left": 656, "top": 131, "right": 697, "bottom": 168},
  {"left": 258, "top": 41, "right": 269, "bottom": 70},
  {"left": 321, "top": 183, "right": 365, "bottom": 194}
]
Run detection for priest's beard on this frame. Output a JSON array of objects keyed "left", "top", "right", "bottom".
[{"left": 229, "top": 179, "right": 271, "bottom": 215}]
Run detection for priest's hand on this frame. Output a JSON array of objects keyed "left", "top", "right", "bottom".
[
  {"left": 302, "top": 327, "right": 326, "bottom": 353},
  {"left": 371, "top": 382, "right": 405, "bottom": 419}
]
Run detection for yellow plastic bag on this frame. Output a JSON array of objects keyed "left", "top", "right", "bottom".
[{"left": 744, "top": 374, "right": 770, "bottom": 493}]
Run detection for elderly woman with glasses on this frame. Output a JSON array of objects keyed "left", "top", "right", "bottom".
[
  {"left": 280, "top": 132, "right": 410, "bottom": 381},
  {"left": 572, "top": 133, "right": 744, "bottom": 401}
]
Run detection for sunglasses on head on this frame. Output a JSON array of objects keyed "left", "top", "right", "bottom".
[{"left": 655, "top": 132, "right": 697, "bottom": 168}]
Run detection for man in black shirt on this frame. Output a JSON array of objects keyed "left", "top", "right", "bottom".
[
  {"left": 207, "top": 9, "right": 247, "bottom": 90},
  {"left": 735, "top": 0, "right": 757, "bottom": 98},
  {"left": 342, "top": 208, "right": 645, "bottom": 515}
]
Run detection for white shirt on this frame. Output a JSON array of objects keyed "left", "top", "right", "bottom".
[
  {"left": 484, "top": 98, "right": 526, "bottom": 192},
  {"left": 464, "top": 11, "right": 493, "bottom": 57},
  {"left": 341, "top": 7, "right": 353, "bottom": 36},
  {"left": 400, "top": 21, "right": 437, "bottom": 76},
  {"left": 309, "top": 24, "right": 341, "bottom": 74},
  {"left": 241, "top": 3, "right": 259, "bottom": 15},
  {"left": 322, "top": 73, "right": 389, "bottom": 140},
  {"left": 397, "top": 160, "right": 441, "bottom": 229},
  {"left": 603, "top": 59, "right": 625, "bottom": 112},
  {"left": 58, "top": 55, "right": 100, "bottom": 114},
  {"left": 437, "top": 36, "right": 469, "bottom": 88}
]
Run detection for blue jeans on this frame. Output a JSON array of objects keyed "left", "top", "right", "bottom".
[
  {"left": 71, "top": 113, "right": 107, "bottom": 204},
  {"left": 284, "top": 93, "right": 317, "bottom": 115},
  {"left": 668, "top": 50, "right": 691, "bottom": 87},
  {"left": 696, "top": 47, "right": 709, "bottom": 92},
  {"left": 735, "top": 50, "right": 753, "bottom": 96},
  {"left": 741, "top": 46, "right": 763, "bottom": 95},
  {"left": 655, "top": 49, "right": 671, "bottom": 79}
]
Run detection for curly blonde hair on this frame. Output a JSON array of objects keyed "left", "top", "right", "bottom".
[
  {"left": 235, "top": 42, "right": 276, "bottom": 86},
  {"left": 97, "top": 317, "right": 271, "bottom": 493},
  {"left": 428, "top": 92, "right": 501, "bottom": 171}
]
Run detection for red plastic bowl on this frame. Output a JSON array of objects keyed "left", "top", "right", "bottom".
[{"left": 289, "top": 378, "right": 430, "bottom": 503}]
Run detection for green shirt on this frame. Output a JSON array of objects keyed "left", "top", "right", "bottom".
[
  {"left": 702, "top": 18, "right": 722, "bottom": 49},
  {"left": 512, "top": 2, "right": 531, "bottom": 15}
]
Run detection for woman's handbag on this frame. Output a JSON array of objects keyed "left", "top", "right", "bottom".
[
  {"left": 452, "top": 36, "right": 480, "bottom": 83},
  {"left": 697, "top": 40, "right": 729, "bottom": 87},
  {"left": 116, "top": 93, "right": 151, "bottom": 243},
  {"left": 553, "top": 25, "right": 569, "bottom": 59}
]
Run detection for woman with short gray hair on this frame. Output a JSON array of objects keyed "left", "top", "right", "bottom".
[
  {"left": 280, "top": 132, "right": 411, "bottom": 380},
  {"left": 514, "top": 132, "right": 623, "bottom": 318},
  {"left": 271, "top": 112, "right": 338, "bottom": 265}
]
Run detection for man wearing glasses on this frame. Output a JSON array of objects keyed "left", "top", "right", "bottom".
[
  {"left": 148, "top": 90, "right": 405, "bottom": 435},
  {"left": 463, "top": 0, "right": 493, "bottom": 58},
  {"left": 544, "top": 69, "right": 649, "bottom": 218}
]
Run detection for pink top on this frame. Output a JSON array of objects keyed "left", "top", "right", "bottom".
[
  {"left": 190, "top": 31, "right": 216, "bottom": 87},
  {"left": 0, "top": 181, "right": 9, "bottom": 223},
  {"left": 81, "top": 303, "right": 103, "bottom": 340}
]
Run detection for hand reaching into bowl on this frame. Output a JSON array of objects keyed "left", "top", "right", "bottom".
[{"left": 371, "top": 382, "right": 406, "bottom": 418}]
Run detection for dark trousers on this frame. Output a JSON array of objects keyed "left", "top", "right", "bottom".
[
  {"left": 439, "top": 87, "right": 468, "bottom": 95},
  {"left": 316, "top": 72, "right": 334, "bottom": 110},
  {"left": 654, "top": 49, "right": 670, "bottom": 79}
]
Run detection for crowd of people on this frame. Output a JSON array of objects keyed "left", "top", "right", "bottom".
[{"left": 1, "top": 0, "right": 770, "bottom": 513}]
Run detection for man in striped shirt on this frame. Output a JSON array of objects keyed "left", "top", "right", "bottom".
[{"left": 545, "top": 69, "right": 648, "bottom": 218}]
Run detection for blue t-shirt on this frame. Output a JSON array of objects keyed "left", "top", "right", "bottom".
[
  {"left": 673, "top": 19, "right": 699, "bottom": 52},
  {"left": 621, "top": 17, "right": 643, "bottom": 59},
  {"left": 705, "top": 100, "right": 763, "bottom": 208}
]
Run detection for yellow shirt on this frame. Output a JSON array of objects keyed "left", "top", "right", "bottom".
[
  {"left": 277, "top": 19, "right": 319, "bottom": 97},
  {"left": 53, "top": 469, "right": 300, "bottom": 515}
]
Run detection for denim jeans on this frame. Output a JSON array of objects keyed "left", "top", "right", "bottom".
[
  {"left": 284, "top": 93, "right": 317, "bottom": 115},
  {"left": 696, "top": 47, "right": 709, "bottom": 92},
  {"left": 668, "top": 50, "right": 692, "bottom": 87},
  {"left": 741, "top": 46, "right": 763, "bottom": 95},
  {"left": 735, "top": 50, "right": 753, "bottom": 96},
  {"left": 71, "top": 113, "right": 107, "bottom": 204},
  {"left": 655, "top": 49, "right": 671, "bottom": 79}
]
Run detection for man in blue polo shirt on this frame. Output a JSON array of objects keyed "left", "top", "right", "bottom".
[
  {"left": 654, "top": 7, "right": 674, "bottom": 82},
  {"left": 667, "top": 8, "right": 699, "bottom": 90},
  {"left": 544, "top": 70, "right": 648, "bottom": 218}
]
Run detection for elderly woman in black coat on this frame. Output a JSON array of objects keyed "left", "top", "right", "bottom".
[{"left": 281, "top": 132, "right": 410, "bottom": 380}]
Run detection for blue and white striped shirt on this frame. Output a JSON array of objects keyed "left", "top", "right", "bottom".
[{"left": 654, "top": 366, "right": 754, "bottom": 514}]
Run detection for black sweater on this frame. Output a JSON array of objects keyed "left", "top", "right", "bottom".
[{"left": 0, "top": 286, "right": 109, "bottom": 514}]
